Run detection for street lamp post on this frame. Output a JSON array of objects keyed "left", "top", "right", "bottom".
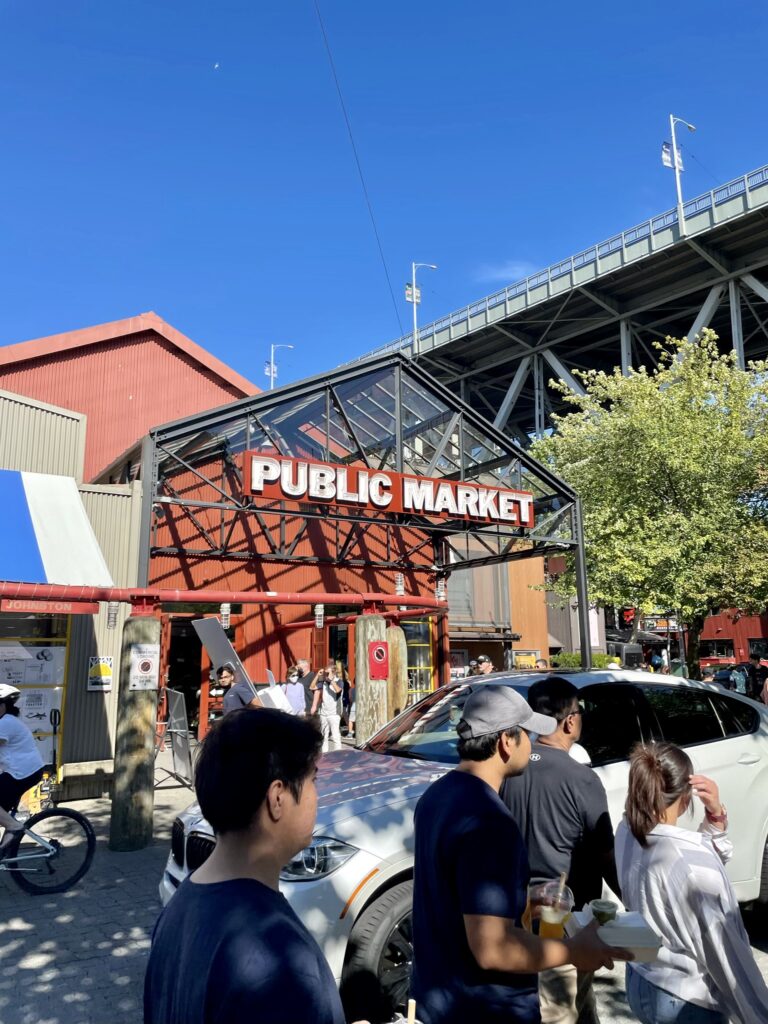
[
  {"left": 669, "top": 113, "right": 696, "bottom": 231},
  {"left": 267, "top": 343, "right": 294, "bottom": 390},
  {"left": 406, "top": 262, "right": 437, "bottom": 355}
]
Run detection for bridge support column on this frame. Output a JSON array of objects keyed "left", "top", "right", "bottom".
[
  {"left": 620, "top": 320, "right": 632, "bottom": 375},
  {"left": 729, "top": 280, "right": 745, "bottom": 368}
]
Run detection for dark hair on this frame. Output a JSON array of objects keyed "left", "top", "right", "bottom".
[
  {"left": 195, "top": 708, "right": 322, "bottom": 835},
  {"left": 216, "top": 663, "right": 235, "bottom": 678},
  {"left": 625, "top": 741, "right": 693, "bottom": 846},
  {"left": 528, "top": 677, "right": 579, "bottom": 722},
  {"left": 457, "top": 727, "right": 521, "bottom": 762},
  {"left": 0, "top": 699, "right": 20, "bottom": 717}
]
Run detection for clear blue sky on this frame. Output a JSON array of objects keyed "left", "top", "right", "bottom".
[{"left": 1, "top": 1, "right": 766, "bottom": 387}]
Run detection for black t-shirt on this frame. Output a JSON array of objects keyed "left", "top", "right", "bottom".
[
  {"left": 222, "top": 681, "right": 256, "bottom": 714},
  {"left": 501, "top": 744, "right": 615, "bottom": 908},
  {"left": 300, "top": 671, "right": 317, "bottom": 714},
  {"left": 144, "top": 877, "right": 345, "bottom": 1024},
  {"left": 411, "top": 770, "right": 538, "bottom": 1024}
]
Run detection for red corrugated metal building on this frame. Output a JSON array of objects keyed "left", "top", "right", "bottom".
[{"left": 0, "top": 312, "right": 257, "bottom": 481}]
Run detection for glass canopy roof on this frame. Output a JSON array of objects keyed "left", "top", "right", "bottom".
[{"left": 146, "top": 354, "right": 580, "bottom": 573}]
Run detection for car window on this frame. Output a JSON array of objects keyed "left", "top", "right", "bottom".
[
  {"left": 364, "top": 681, "right": 527, "bottom": 764},
  {"left": 642, "top": 686, "right": 724, "bottom": 746},
  {"left": 708, "top": 692, "right": 760, "bottom": 737},
  {"left": 578, "top": 684, "right": 646, "bottom": 767}
]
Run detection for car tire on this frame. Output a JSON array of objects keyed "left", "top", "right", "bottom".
[
  {"left": 340, "top": 879, "right": 414, "bottom": 1024},
  {"left": 759, "top": 836, "right": 768, "bottom": 904}
]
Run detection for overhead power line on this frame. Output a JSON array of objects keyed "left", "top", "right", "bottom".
[{"left": 312, "top": 0, "right": 405, "bottom": 335}]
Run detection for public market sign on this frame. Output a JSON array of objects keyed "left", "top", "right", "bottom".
[{"left": 244, "top": 454, "right": 535, "bottom": 527}]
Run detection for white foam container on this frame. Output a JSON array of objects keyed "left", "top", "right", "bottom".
[{"left": 565, "top": 909, "right": 662, "bottom": 963}]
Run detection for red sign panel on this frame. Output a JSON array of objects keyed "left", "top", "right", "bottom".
[
  {"left": 368, "top": 640, "right": 389, "bottom": 679},
  {"left": 244, "top": 453, "right": 535, "bottom": 528},
  {"left": 1, "top": 599, "right": 100, "bottom": 616}
]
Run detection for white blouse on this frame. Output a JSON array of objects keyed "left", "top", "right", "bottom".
[{"left": 615, "top": 815, "right": 768, "bottom": 1023}]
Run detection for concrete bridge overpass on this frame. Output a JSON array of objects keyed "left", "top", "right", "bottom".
[{"left": 359, "top": 163, "right": 768, "bottom": 440}]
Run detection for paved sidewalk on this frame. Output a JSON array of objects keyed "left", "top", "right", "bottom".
[
  {"left": 1, "top": 752, "right": 767, "bottom": 1024},
  {"left": 0, "top": 764, "right": 192, "bottom": 1024}
]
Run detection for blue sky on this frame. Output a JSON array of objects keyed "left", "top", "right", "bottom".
[{"left": 1, "top": 1, "right": 766, "bottom": 387}]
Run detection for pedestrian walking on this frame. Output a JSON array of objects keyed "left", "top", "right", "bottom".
[
  {"left": 410, "top": 685, "right": 628, "bottom": 1024},
  {"left": 617, "top": 741, "right": 768, "bottom": 1024},
  {"left": 295, "top": 659, "right": 317, "bottom": 715},
  {"left": 281, "top": 669, "right": 306, "bottom": 716},
  {"left": 311, "top": 662, "right": 343, "bottom": 752},
  {"left": 475, "top": 654, "right": 494, "bottom": 674},
  {"left": 502, "top": 677, "right": 620, "bottom": 1024},
  {"left": 219, "top": 663, "right": 262, "bottom": 714},
  {"left": 144, "top": 708, "right": 369, "bottom": 1024}
]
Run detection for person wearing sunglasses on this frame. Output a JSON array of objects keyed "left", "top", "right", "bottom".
[{"left": 502, "top": 677, "right": 620, "bottom": 1024}]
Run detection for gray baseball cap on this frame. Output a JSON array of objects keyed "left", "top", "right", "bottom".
[{"left": 457, "top": 684, "right": 557, "bottom": 739}]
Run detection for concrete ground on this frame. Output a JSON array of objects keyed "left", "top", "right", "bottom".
[{"left": 0, "top": 747, "right": 766, "bottom": 1024}]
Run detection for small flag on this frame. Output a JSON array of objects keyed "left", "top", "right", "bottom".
[
  {"left": 264, "top": 360, "right": 274, "bottom": 378},
  {"left": 661, "top": 142, "right": 684, "bottom": 171}
]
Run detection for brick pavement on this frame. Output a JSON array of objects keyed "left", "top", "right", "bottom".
[{"left": 0, "top": 752, "right": 766, "bottom": 1024}]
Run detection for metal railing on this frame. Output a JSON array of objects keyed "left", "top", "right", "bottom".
[{"left": 354, "top": 162, "right": 768, "bottom": 362}]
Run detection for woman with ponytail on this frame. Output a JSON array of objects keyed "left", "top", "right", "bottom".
[{"left": 616, "top": 742, "right": 768, "bottom": 1023}]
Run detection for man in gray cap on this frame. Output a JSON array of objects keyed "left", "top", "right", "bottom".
[{"left": 411, "top": 685, "right": 626, "bottom": 1024}]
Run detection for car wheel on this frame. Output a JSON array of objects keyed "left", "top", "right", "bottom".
[
  {"left": 340, "top": 879, "right": 413, "bottom": 1024},
  {"left": 759, "top": 836, "right": 768, "bottom": 904}
]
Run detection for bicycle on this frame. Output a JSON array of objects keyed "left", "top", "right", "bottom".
[{"left": 0, "top": 807, "right": 96, "bottom": 894}]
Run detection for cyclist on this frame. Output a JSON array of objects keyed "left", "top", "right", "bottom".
[{"left": 0, "top": 684, "right": 44, "bottom": 854}]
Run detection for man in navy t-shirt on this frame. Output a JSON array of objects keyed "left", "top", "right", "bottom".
[
  {"left": 411, "top": 685, "right": 626, "bottom": 1024},
  {"left": 144, "top": 708, "right": 356, "bottom": 1024}
]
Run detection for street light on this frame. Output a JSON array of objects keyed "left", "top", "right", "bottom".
[
  {"left": 668, "top": 114, "right": 696, "bottom": 229},
  {"left": 266, "top": 343, "right": 294, "bottom": 390},
  {"left": 406, "top": 262, "right": 437, "bottom": 355}
]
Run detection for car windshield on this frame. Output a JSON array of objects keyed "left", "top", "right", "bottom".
[{"left": 363, "top": 680, "right": 528, "bottom": 764}]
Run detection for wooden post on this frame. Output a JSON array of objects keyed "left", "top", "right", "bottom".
[
  {"left": 355, "top": 614, "right": 388, "bottom": 745},
  {"left": 109, "top": 614, "right": 161, "bottom": 851},
  {"left": 385, "top": 624, "right": 408, "bottom": 719}
]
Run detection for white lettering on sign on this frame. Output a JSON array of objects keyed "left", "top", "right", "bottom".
[{"left": 246, "top": 453, "right": 535, "bottom": 527}]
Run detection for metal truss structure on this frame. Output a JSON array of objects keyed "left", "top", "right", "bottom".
[
  {"left": 140, "top": 354, "right": 586, "bottom": 581},
  {"left": 356, "top": 163, "right": 768, "bottom": 438}
]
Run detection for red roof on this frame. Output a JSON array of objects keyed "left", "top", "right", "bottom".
[{"left": 0, "top": 312, "right": 259, "bottom": 481}]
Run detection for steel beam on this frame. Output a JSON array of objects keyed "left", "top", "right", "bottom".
[
  {"left": 492, "top": 357, "right": 532, "bottom": 431},
  {"left": 542, "top": 350, "right": 587, "bottom": 396},
  {"left": 620, "top": 319, "right": 632, "bottom": 376},
  {"left": 686, "top": 283, "right": 726, "bottom": 343},
  {"left": 742, "top": 272, "right": 768, "bottom": 305},
  {"left": 729, "top": 279, "right": 745, "bottom": 369}
]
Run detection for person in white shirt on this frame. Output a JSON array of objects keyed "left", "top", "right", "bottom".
[
  {"left": 310, "top": 663, "right": 343, "bottom": 752},
  {"left": 0, "top": 684, "right": 44, "bottom": 854},
  {"left": 616, "top": 741, "right": 768, "bottom": 1024}
]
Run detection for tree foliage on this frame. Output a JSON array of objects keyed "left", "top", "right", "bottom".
[{"left": 531, "top": 332, "right": 768, "bottom": 667}]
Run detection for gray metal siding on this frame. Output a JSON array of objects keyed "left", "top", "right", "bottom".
[
  {"left": 62, "top": 483, "right": 143, "bottom": 766},
  {"left": 0, "top": 389, "right": 86, "bottom": 479}
]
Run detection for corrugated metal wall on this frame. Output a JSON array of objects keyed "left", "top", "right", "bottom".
[
  {"left": 0, "top": 333, "right": 247, "bottom": 480},
  {"left": 0, "top": 389, "right": 85, "bottom": 479},
  {"left": 62, "top": 483, "right": 143, "bottom": 769}
]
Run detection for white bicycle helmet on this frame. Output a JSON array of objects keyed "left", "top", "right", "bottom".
[{"left": 0, "top": 684, "right": 20, "bottom": 702}]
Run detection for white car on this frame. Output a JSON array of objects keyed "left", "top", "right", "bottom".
[{"left": 159, "top": 670, "right": 768, "bottom": 1019}]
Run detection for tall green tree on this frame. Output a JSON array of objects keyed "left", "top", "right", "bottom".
[{"left": 531, "top": 331, "right": 768, "bottom": 674}]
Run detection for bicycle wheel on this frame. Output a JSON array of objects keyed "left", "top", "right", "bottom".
[{"left": 6, "top": 808, "right": 96, "bottom": 895}]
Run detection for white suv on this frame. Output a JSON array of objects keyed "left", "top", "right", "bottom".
[{"left": 159, "top": 671, "right": 768, "bottom": 1020}]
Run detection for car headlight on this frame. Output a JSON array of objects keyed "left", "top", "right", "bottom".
[{"left": 280, "top": 837, "right": 358, "bottom": 881}]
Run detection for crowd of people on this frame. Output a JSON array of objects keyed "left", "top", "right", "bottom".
[{"left": 142, "top": 670, "right": 768, "bottom": 1024}]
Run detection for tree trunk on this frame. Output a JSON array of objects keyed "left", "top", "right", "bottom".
[
  {"left": 354, "top": 615, "right": 388, "bottom": 745},
  {"left": 685, "top": 612, "right": 706, "bottom": 680},
  {"left": 109, "top": 615, "right": 161, "bottom": 851},
  {"left": 385, "top": 625, "right": 408, "bottom": 719}
]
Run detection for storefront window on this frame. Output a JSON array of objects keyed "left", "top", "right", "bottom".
[
  {"left": 749, "top": 639, "right": 768, "bottom": 659},
  {"left": 401, "top": 618, "right": 434, "bottom": 702},
  {"left": 0, "top": 614, "right": 68, "bottom": 641},
  {"left": 698, "top": 639, "right": 735, "bottom": 659}
]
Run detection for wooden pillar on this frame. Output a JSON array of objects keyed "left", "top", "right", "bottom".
[
  {"left": 109, "top": 614, "right": 161, "bottom": 851},
  {"left": 385, "top": 624, "right": 408, "bottom": 719},
  {"left": 437, "top": 611, "right": 451, "bottom": 687},
  {"left": 355, "top": 614, "right": 388, "bottom": 744}
]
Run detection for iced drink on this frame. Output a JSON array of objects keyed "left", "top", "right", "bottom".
[{"left": 527, "top": 880, "right": 574, "bottom": 939}]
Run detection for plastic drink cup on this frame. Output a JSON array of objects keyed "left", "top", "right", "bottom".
[
  {"left": 527, "top": 880, "right": 574, "bottom": 939},
  {"left": 589, "top": 899, "right": 618, "bottom": 925}
]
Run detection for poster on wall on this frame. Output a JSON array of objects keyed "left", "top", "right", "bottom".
[
  {"left": 88, "top": 656, "right": 114, "bottom": 692},
  {"left": 449, "top": 649, "right": 470, "bottom": 679},
  {"left": 16, "top": 687, "right": 63, "bottom": 766},
  {"left": 0, "top": 643, "right": 66, "bottom": 686},
  {"left": 129, "top": 643, "right": 160, "bottom": 691}
]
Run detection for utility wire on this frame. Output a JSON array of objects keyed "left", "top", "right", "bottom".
[
  {"left": 312, "top": 0, "right": 405, "bottom": 335},
  {"left": 681, "top": 146, "right": 724, "bottom": 189}
]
